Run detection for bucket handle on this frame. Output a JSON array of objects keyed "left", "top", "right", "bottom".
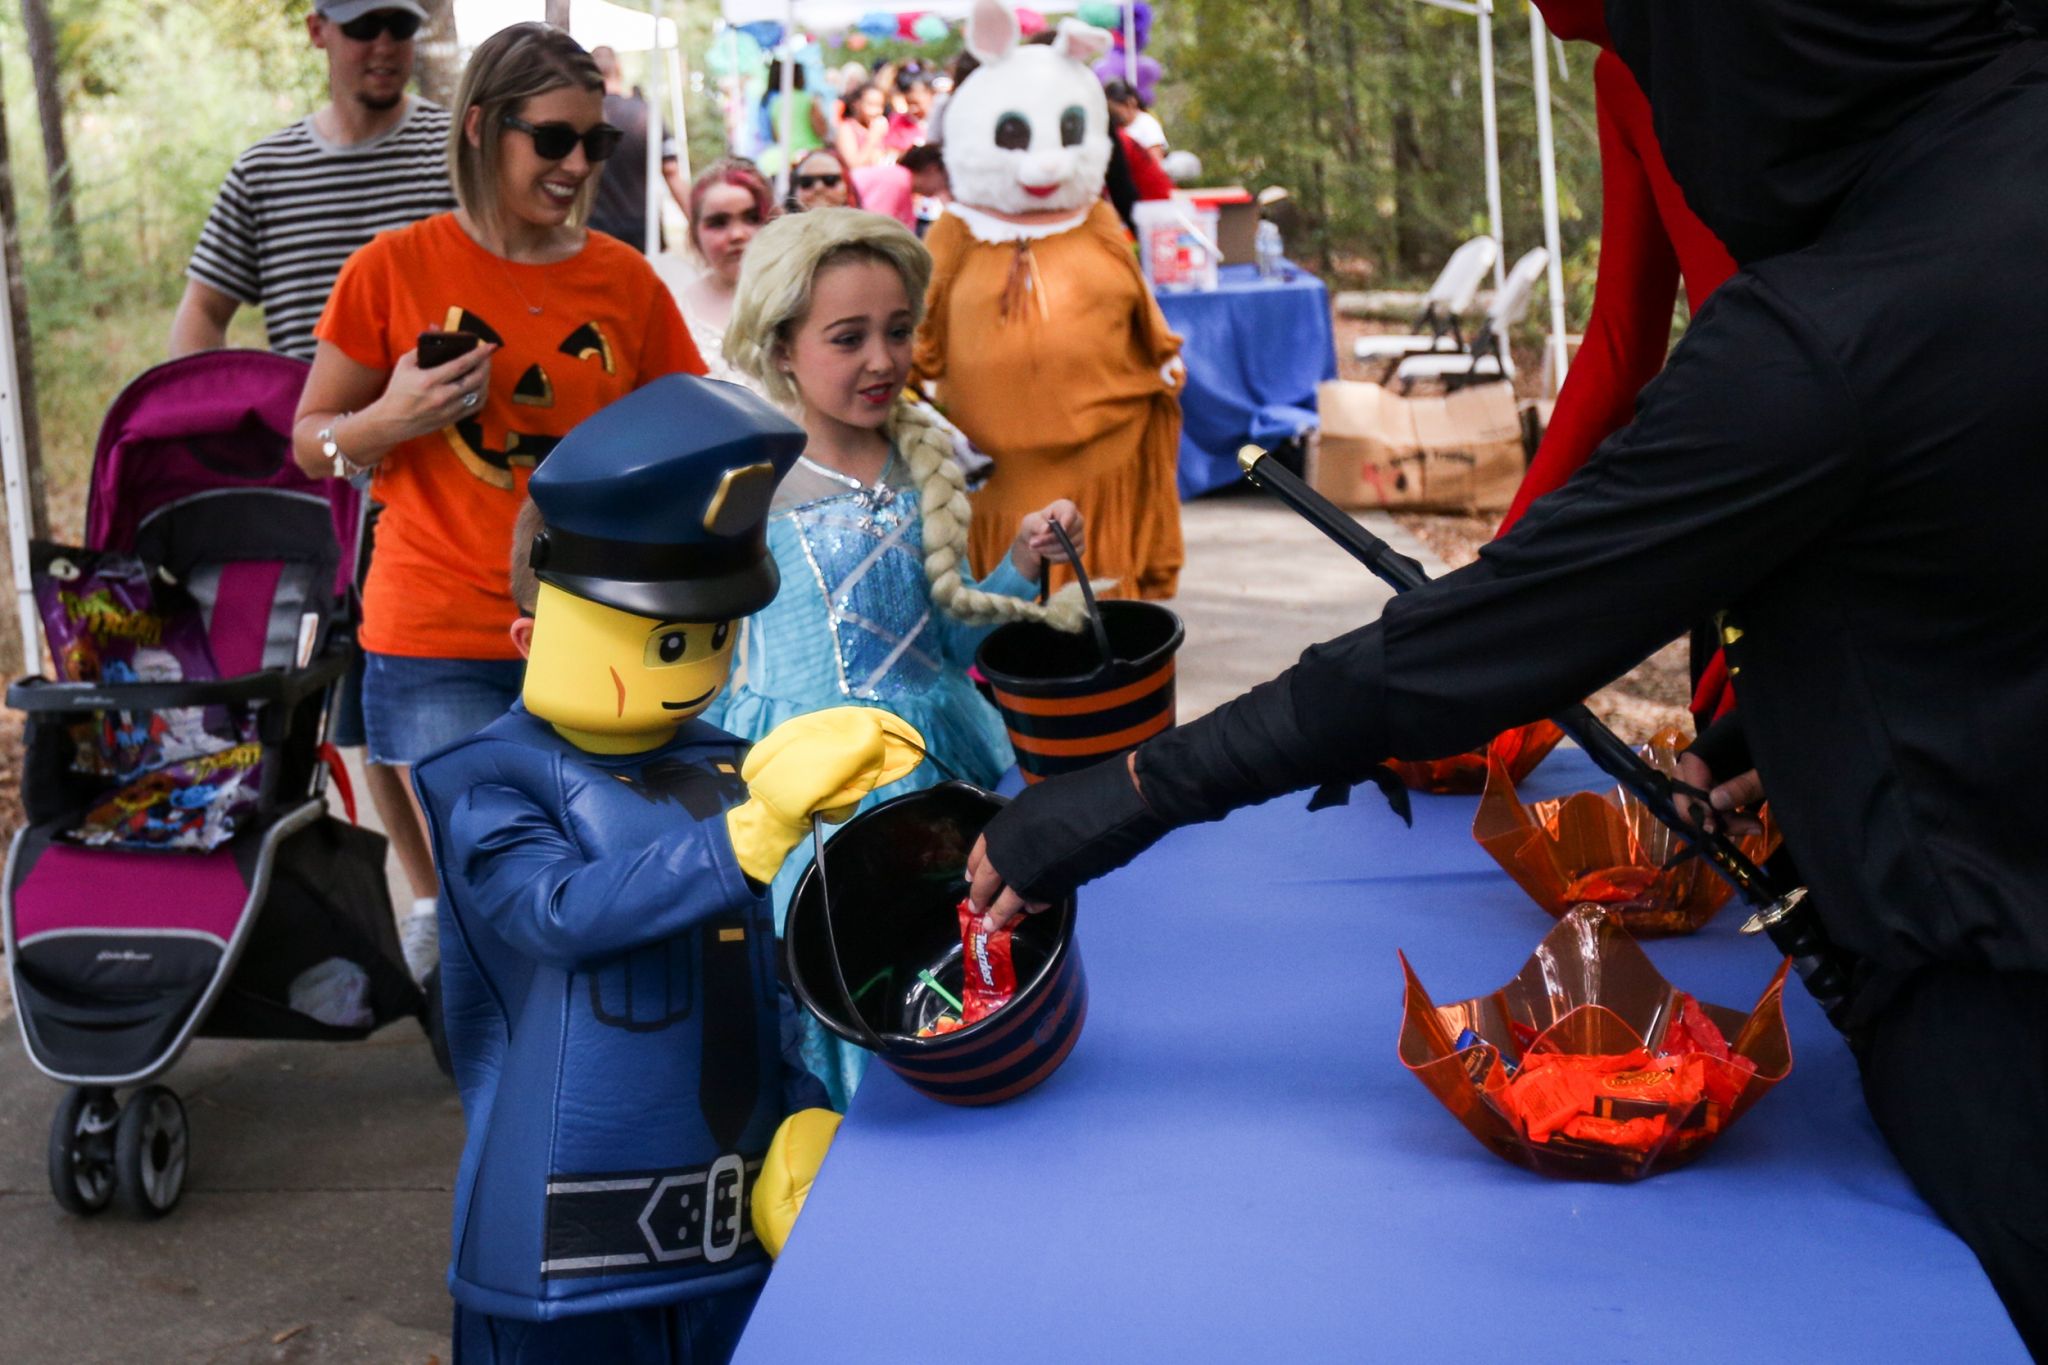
[
  {"left": 801, "top": 735, "right": 967, "bottom": 1055},
  {"left": 810, "top": 813, "right": 891, "bottom": 1055},
  {"left": 1036, "top": 518, "right": 1116, "bottom": 684}
]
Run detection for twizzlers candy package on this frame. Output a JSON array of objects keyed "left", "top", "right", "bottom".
[{"left": 957, "top": 897, "right": 1018, "bottom": 1025}]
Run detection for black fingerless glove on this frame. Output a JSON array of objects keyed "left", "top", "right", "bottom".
[
  {"left": 1684, "top": 710, "right": 1751, "bottom": 781},
  {"left": 981, "top": 755, "right": 1173, "bottom": 903}
]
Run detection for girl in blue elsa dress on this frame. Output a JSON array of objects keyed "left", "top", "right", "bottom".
[{"left": 710, "top": 207, "right": 1095, "bottom": 1107}]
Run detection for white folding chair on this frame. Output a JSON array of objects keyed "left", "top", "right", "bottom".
[
  {"left": 1394, "top": 246, "right": 1549, "bottom": 391},
  {"left": 1350, "top": 235, "right": 1499, "bottom": 364}
]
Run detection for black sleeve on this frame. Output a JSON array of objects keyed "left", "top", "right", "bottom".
[{"left": 1137, "top": 273, "right": 1866, "bottom": 828}]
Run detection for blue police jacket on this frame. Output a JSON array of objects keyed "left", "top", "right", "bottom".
[{"left": 414, "top": 702, "right": 825, "bottom": 1321}]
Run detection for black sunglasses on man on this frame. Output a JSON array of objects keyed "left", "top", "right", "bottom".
[
  {"left": 501, "top": 115, "right": 626, "bottom": 164},
  {"left": 338, "top": 9, "right": 423, "bottom": 42}
]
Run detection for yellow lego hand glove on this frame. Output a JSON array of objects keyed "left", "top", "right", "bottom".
[
  {"left": 724, "top": 707, "right": 927, "bottom": 884},
  {"left": 752, "top": 1107, "right": 841, "bottom": 1259}
]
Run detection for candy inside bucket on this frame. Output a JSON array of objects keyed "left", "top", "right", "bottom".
[{"left": 786, "top": 781, "right": 1088, "bottom": 1104}]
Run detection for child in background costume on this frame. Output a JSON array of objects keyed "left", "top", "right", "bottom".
[
  {"left": 712, "top": 207, "right": 1094, "bottom": 1107},
  {"left": 412, "top": 374, "right": 917, "bottom": 1363},
  {"left": 913, "top": 0, "right": 1186, "bottom": 601}
]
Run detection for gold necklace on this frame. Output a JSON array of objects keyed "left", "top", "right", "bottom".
[
  {"left": 494, "top": 255, "right": 547, "bottom": 317},
  {"left": 469, "top": 216, "right": 564, "bottom": 316}
]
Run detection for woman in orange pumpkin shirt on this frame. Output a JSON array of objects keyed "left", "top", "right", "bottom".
[{"left": 293, "top": 23, "right": 702, "bottom": 979}]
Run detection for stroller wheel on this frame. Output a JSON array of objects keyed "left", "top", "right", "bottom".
[
  {"left": 113, "top": 1086, "right": 189, "bottom": 1219},
  {"left": 47, "top": 1087, "right": 121, "bottom": 1216}
]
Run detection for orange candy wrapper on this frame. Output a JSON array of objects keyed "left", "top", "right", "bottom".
[
  {"left": 1389, "top": 719, "right": 1565, "bottom": 795},
  {"left": 1473, "top": 727, "right": 1781, "bottom": 935},
  {"left": 1399, "top": 907, "right": 1792, "bottom": 1181}
]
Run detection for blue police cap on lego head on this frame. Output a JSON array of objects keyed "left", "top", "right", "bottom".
[{"left": 526, "top": 375, "right": 805, "bottom": 621}]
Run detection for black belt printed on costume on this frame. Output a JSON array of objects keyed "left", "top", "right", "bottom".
[
  {"left": 530, "top": 525, "right": 761, "bottom": 587},
  {"left": 540, "top": 1155, "right": 765, "bottom": 1279}
]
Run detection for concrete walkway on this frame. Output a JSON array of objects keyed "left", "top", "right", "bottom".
[{"left": 0, "top": 492, "right": 1440, "bottom": 1364}]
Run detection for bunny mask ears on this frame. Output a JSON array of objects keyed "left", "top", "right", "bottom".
[
  {"left": 945, "top": 0, "right": 1116, "bottom": 218},
  {"left": 966, "top": 0, "right": 1113, "bottom": 65}
]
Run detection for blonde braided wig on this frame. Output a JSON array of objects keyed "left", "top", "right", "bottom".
[{"left": 727, "top": 207, "right": 1094, "bottom": 632}]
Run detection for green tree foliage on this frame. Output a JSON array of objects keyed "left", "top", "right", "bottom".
[
  {"left": 3, "top": 0, "right": 326, "bottom": 319},
  {"left": 0, "top": 0, "right": 324, "bottom": 497},
  {"left": 1157, "top": 0, "right": 1598, "bottom": 287}
]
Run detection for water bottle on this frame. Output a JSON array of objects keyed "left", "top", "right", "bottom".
[{"left": 1255, "top": 220, "right": 1284, "bottom": 280}]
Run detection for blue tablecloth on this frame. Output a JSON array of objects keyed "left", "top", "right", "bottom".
[
  {"left": 1159, "top": 263, "right": 1336, "bottom": 500},
  {"left": 737, "top": 746, "right": 2025, "bottom": 1361}
]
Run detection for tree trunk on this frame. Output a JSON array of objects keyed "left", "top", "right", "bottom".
[
  {"left": 546, "top": 0, "right": 572, "bottom": 32},
  {"left": 18, "top": 0, "right": 78, "bottom": 270},
  {"left": 415, "top": 0, "right": 462, "bottom": 108}
]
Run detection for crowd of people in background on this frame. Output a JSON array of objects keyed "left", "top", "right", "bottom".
[{"left": 172, "top": 5, "right": 1181, "bottom": 989}]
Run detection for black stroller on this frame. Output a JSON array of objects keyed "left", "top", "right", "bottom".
[{"left": 4, "top": 351, "right": 422, "bottom": 1218}]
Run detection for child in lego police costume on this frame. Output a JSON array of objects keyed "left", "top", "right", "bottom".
[{"left": 412, "top": 373, "right": 903, "bottom": 1362}]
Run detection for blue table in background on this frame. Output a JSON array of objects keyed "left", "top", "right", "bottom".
[
  {"left": 1159, "top": 262, "right": 1337, "bottom": 500},
  {"left": 738, "top": 745, "right": 2024, "bottom": 1362}
]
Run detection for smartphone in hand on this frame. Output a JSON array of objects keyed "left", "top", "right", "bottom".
[{"left": 417, "top": 330, "right": 481, "bottom": 369}]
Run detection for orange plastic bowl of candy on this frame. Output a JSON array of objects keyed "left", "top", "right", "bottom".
[
  {"left": 1473, "top": 726, "right": 1780, "bottom": 935},
  {"left": 1388, "top": 718, "right": 1565, "bottom": 795},
  {"left": 1398, "top": 908, "right": 1793, "bottom": 1181},
  {"left": 785, "top": 781, "right": 1088, "bottom": 1106}
]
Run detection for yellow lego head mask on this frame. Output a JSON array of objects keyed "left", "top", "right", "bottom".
[
  {"left": 517, "top": 375, "right": 806, "bottom": 752},
  {"left": 523, "top": 582, "right": 736, "bottom": 751}
]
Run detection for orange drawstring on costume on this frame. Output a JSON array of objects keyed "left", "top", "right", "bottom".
[{"left": 999, "top": 242, "right": 1051, "bottom": 322}]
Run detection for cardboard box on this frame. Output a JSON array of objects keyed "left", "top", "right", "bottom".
[
  {"left": 1311, "top": 378, "right": 1526, "bottom": 512},
  {"left": 1184, "top": 187, "right": 1258, "bottom": 265}
]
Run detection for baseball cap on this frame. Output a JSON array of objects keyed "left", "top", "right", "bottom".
[{"left": 315, "top": 1, "right": 430, "bottom": 23}]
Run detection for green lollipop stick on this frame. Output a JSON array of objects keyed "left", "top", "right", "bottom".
[{"left": 917, "top": 969, "right": 964, "bottom": 1013}]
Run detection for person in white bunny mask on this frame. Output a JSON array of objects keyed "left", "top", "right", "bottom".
[{"left": 913, "top": 0, "right": 1185, "bottom": 600}]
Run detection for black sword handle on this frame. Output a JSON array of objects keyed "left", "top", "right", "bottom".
[{"left": 1237, "top": 445, "right": 1864, "bottom": 1025}]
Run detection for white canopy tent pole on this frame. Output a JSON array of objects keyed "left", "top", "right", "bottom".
[
  {"left": 1526, "top": 0, "right": 1569, "bottom": 393},
  {"left": 777, "top": 1, "right": 796, "bottom": 198},
  {"left": 645, "top": 0, "right": 666, "bottom": 255},
  {"left": 0, "top": 264, "right": 41, "bottom": 671},
  {"left": 716, "top": 27, "right": 744, "bottom": 158},
  {"left": 1477, "top": 0, "right": 1504, "bottom": 299},
  {"left": 668, "top": 36, "right": 693, "bottom": 185},
  {"left": 1413, "top": 0, "right": 1506, "bottom": 301},
  {"left": 1122, "top": 4, "right": 1137, "bottom": 83}
]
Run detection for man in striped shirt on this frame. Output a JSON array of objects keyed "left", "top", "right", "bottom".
[{"left": 171, "top": 1, "right": 454, "bottom": 360}]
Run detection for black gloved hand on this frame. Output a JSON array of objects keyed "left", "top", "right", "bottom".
[{"left": 980, "top": 753, "right": 1173, "bottom": 905}]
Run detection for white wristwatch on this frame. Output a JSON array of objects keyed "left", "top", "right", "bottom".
[{"left": 319, "top": 414, "right": 363, "bottom": 479}]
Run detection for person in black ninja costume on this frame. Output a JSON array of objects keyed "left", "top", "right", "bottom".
[{"left": 967, "top": 2, "right": 2048, "bottom": 1352}]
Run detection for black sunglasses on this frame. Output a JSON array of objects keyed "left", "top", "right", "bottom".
[
  {"left": 337, "top": 10, "right": 423, "bottom": 41},
  {"left": 501, "top": 115, "right": 625, "bottom": 163},
  {"left": 795, "top": 173, "right": 844, "bottom": 191}
]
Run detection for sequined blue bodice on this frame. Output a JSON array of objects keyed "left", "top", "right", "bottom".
[{"left": 788, "top": 482, "right": 940, "bottom": 702}]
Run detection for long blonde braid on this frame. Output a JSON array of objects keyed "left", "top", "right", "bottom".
[{"left": 888, "top": 399, "right": 1101, "bottom": 632}]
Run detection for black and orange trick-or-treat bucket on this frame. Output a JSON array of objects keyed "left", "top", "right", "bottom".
[
  {"left": 786, "top": 782, "right": 1087, "bottom": 1106},
  {"left": 974, "top": 525, "right": 1185, "bottom": 783}
]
